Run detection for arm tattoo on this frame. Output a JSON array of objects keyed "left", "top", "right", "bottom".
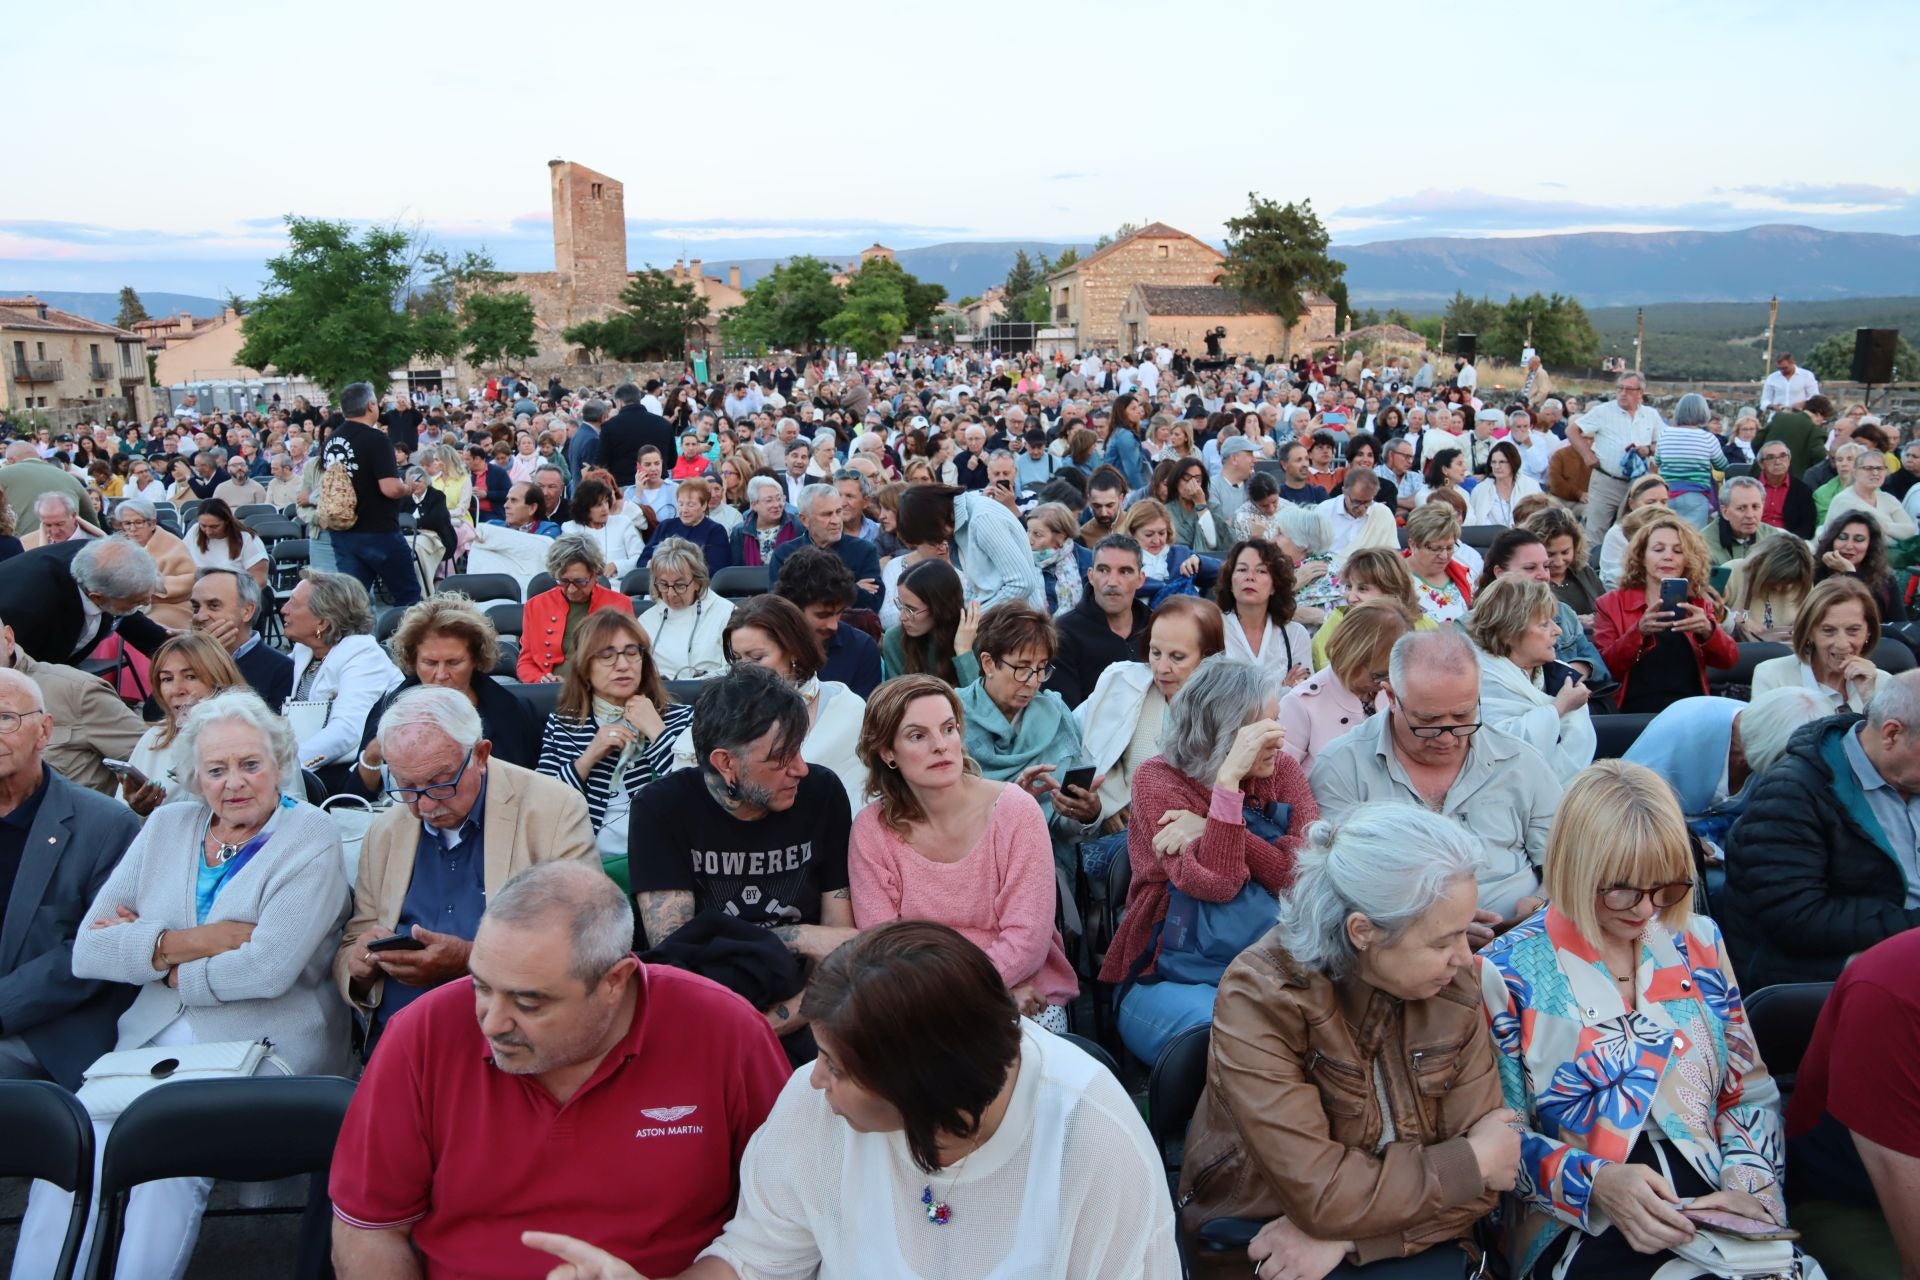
[
  {"left": 770, "top": 924, "right": 801, "bottom": 944},
  {"left": 829, "top": 889, "right": 849, "bottom": 900},
  {"left": 635, "top": 891, "right": 694, "bottom": 948},
  {"left": 771, "top": 1003, "right": 790, "bottom": 1025}
]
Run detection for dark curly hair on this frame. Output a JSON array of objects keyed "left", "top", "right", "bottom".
[
  {"left": 1214, "top": 538, "right": 1298, "bottom": 627},
  {"left": 773, "top": 544, "right": 856, "bottom": 610},
  {"left": 1816, "top": 511, "right": 1892, "bottom": 594},
  {"left": 569, "top": 478, "right": 613, "bottom": 525}
]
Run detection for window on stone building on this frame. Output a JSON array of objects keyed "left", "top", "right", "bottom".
[
  {"left": 591, "top": 182, "right": 602, "bottom": 198},
  {"left": 1156, "top": 245, "right": 1169, "bottom": 259}
]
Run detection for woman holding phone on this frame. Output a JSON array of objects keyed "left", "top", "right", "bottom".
[{"left": 1593, "top": 514, "right": 1736, "bottom": 715}]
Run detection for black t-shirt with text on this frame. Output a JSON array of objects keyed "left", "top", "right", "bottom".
[
  {"left": 629, "top": 767, "right": 851, "bottom": 929},
  {"left": 320, "top": 420, "right": 401, "bottom": 533}
]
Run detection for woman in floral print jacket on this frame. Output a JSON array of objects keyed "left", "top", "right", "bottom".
[{"left": 1477, "top": 761, "right": 1802, "bottom": 1279}]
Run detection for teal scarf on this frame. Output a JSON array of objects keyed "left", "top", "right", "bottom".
[{"left": 957, "top": 679, "right": 1084, "bottom": 819}]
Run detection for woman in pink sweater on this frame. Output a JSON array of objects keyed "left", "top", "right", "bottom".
[{"left": 848, "top": 675, "right": 1079, "bottom": 1030}]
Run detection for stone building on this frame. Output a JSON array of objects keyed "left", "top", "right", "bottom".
[
  {"left": 830, "top": 243, "right": 897, "bottom": 286},
  {"left": 133, "top": 311, "right": 223, "bottom": 354},
  {"left": 497, "top": 159, "right": 632, "bottom": 367},
  {"left": 663, "top": 259, "right": 748, "bottom": 345},
  {"left": 145, "top": 309, "right": 325, "bottom": 414},
  {"left": 959, "top": 287, "right": 1007, "bottom": 334},
  {"left": 1116, "top": 284, "right": 1337, "bottom": 359},
  {"left": 1045, "top": 223, "right": 1228, "bottom": 351},
  {"left": 1, "top": 297, "right": 152, "bottom": 422}
]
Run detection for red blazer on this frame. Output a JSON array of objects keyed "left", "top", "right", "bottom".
[
  {"left": 517, "top": 584, "right": 633, "bottom": 682},
  {"left": 1592, "top": 587, "right": 1737, "bottom": 705}
]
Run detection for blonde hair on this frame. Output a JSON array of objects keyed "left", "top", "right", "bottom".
[
  {"left": 1791, "top": 575, "right": 1880, "bottom": 664},
  {"left": 389, "top": 593, "right": 500, "bottom": 677},
  {"left": 1323, "top": 598, "right": 1413, "bottom": 682},
  {"left": 1404, "top": 502, "right": 1460, "bottom": 550},
  {"left": 1465, "top": 575, "right": 1558, "bottom": 660},
  {"left": 1118, "top": 498, "right": 1172, "bottom": 541},
  {"left": 1542, "top": 760, "right": 1695, "bottom": 944},
  {"left": 1619, "top": 513, "right": 1711, "bottom": 595},
  {"left": 1339, "top": 546, "right": 1418, "bottom": 608},
  {"left": 150, "top": 633, "right": 245, "bottom": 747}
]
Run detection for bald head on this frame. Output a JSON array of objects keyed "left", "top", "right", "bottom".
[
  {"left": 0, "top": 667, "right": 44, "bottom": 713},
  {"left": 1389, "top": 627, "right": 1478, "bottom": 696},
  {"left": 5, "top": 443, "right": 37, "bottom": 464}
]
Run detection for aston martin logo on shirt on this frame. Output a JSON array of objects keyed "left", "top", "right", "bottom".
[
  {"left": 641, "top": 1106, "right": 697, "bottom": 1123},
  {"left": 635, "top": 1104, "right": 704, "bottom": 1138}
]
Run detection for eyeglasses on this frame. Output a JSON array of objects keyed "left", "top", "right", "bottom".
[
  {"left": 590, "top": 643, "right": 646, "bottom": 667},
  {"left": 557, "top": 576, "right": 596, "bottom": 591},
  {"left": 652, "top": 577, "right": 694, "bottom": 596},
  {"left": 1599, "top": 881, "right": 1693, "bottom": 911},
  {"left": 992, "top": 658, "right": 1054, "bottom": 685},
  {"left": 0, "top": 710, "right": 46, "bottom": 735},
  {"left": 1396, "top": 712, "right": 1482, "bottom": 740},
  {"left": 385, "top": 749, "right": 473, "bottom": 805}
]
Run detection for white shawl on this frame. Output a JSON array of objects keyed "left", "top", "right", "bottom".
[{"left": 1474, "top": 648, "right": 1596, "bottom": 784}]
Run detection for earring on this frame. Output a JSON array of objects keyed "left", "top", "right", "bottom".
[{"left": 885, "top": 758, "right": 898, "bottom": 770}]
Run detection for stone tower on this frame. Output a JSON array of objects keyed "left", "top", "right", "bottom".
[{"left": 548, "top": 159, "right": 628, "bottom": 320}]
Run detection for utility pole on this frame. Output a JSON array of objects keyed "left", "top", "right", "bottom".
[
  {"left": 1763, "top": 296, "right": 1779, "bottom": 373},
  {"left": 1634, "top": 308, "right": 1644, "bottom": 376}
]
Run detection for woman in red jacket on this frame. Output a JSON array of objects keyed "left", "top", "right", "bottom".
[
  {"left": 518, "top": 533, "right": 634, "bottom": 683},
  {"left": 1593, "top": 512, "right": 1736, "bottom": 713}
]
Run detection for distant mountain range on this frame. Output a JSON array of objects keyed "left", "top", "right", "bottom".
[
  {"left": 17, "top": 291, "right": 227, "bottom": 326},
  {"left": 19, "top": 224, "right": 1920, "bottom": 326},
  {"left": 1336, "top": 225, "right": 1920, "bottom": 308}
]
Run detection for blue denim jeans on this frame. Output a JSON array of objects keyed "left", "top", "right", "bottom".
[
  {"left": 1116, "top": 978, "right": 1217, "bottom": 1066},
  {"left": 1669, "top": 490, "right": 1713, "bottom": 528},
  {"left": 309, "top": 529, "right": 336, "bottom": 573},
  {"left": 330, "top": 530, "right": 423, "bottom": 606}
]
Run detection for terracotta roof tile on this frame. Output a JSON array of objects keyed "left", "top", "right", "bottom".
[
  {"left": 1046, "top": 222, "right": 1220, "bottom": 279},
  {"left": 0, "top": 297, "right": 143, "bottom": 339}
]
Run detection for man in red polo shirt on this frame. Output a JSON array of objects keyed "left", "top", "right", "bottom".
[{"left": 330, "top": 862, "right": 789, "bottom": 1279}]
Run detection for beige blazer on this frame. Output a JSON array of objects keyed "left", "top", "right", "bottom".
[
  {"left": 11, "top": 650, "right": 148, "bottom": 795},
  {"left": 331, "top": 759, "right": 596, "bottom": 1011},
  {"left": 1523, "top": 365, "right": 1557, "bottom": 409},
  {"left": 142, "top": 527, "right": 198, "bottom": 629}
]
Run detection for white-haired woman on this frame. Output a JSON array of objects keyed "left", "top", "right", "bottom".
[
  {"left": 16, "top": 690, "right": 349, "bottom": 1280},
  {"left": 1177, "top": 803, "right": 1519, "bottom": 1278},
  {"left": 112, "top": 497, "right": 197, "bottom": 629},
  {"left": 1653, "top": 393, "right": 1728, "bottom": 528},
  {"left": 636, "top": 536, "right": 736, "bottom": 680},
  {"left": 281, "top": 569, "right": 403, "bottom": 771}
]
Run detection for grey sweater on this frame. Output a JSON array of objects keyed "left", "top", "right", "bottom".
[{"left": 72, "top": 800, "right": 351, "bottom": 1077}]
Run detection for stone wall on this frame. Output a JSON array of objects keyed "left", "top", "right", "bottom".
[{"left": 1053, "top": 234, "right": 1225, "bottom": 348}]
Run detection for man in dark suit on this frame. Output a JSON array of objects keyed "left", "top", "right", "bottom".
[
  {"left": 0, "top": 539, "right": 168, "bottom": 669},
  {"left": 0, "top": 668, "right": 145, "bottom": 1088},
  {"left": 566, "top": 399, "right": 605, "bottom": 479},
  {"left": 600, "top": 382, "right": 677, "bottom": 490},
  {"left": 191, "top": 568, "right": 294, "bottom": 709}
]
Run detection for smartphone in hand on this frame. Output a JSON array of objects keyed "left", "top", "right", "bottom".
[
  {"left": 1681, "top": 1207, "right": 1799, "bottom": 1242},
  {"left": 1659, "top": 576, "right": 1689, "bottom": 618},
  {"left": 367, "top": 934, "right": 427, "bottom": 954}
]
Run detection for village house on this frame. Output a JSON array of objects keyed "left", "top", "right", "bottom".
[
  {"left": 1045, "top": 223, "right": 1229, "bottom": 351},
  {"left": 1, "top": 297, "right": 152, "bottom": 422},
  {"left": 1116, "top": 284, "right": 1337, "bottom": 360}
]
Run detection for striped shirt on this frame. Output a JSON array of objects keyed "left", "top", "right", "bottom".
[
  {"left": 951, "top": 491, "right": 1047, "bottom": 611},
  {"left": 535, "top": 704, "right": 693, "bottom": 831},
  {"left": 1655, "top": 427, "right": 1728, "bottom": 495}
]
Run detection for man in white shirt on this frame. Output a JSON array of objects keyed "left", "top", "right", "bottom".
[
  {"left": 1760, "top": 352, "right": 1821, "bottom": 414},
  {"left": 1507, "top": 409, "right": 1562, "bottom": 484},
  {"left": 1576, "top": 372, "right": 1665, "bottom": 543},
  {"left": 1136, "top": 358, "right": 1160, "bottom": 396},
  {"left": 1315, "top": 471, "right": 1382, "bottom": 557},
  {"left": 1455, "top": 357, "right": 1478, "bottom": 391}
]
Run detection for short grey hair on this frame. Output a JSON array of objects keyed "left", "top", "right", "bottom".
[
  {"left": 535, "top": 463, "right": 566, "bottom": 484},
  {"left": 1867, "top": 670, "right": 1920, "bottom": 733},
  {"left": 1720, "top": 475, "right": 1765, "bottom": 505},
  {"left": 744, "top": 475, "right": 785, "bottom": 504},
  {"left": 34, "top": 491, "right": 77, "bottom": 517},
  {"left": 485, "top": 862, "right": 635, "bottom": 985},
  {"left": 1736, "top": 687, "right": 1829, "bottom": 777},
  {"left": 1616, "top": 372, "right": 1646, "bottom": 391},
  {"left": 1673, "top": 393, "right": 1712, "bottom": 427},
  {"left": 1833, "top": 442, "right": 1868, "bottom": 466},
  {"left": 831, "top": 468, "right": 873, "bottom": 498},
  {"left": 115, "top": 498, "right": 157, "bottom": 525},
  {"left": 1388, "top": 627, "right": 1478, "bottom": 696},
  {"left": 1507, "top": 409, "right": 1532, "bottom": 427},
  {"left": 1538, "top": 397, "right": 1565, "bottom": 417},
  {"left": 580, "top": 398, "right": 609, "bottom": 425},
  {"left": 545, "top": 532, "right": 603, "bottom": 579},
  {"left": 338, "top": 382, "right": 376, "bottom": 417},
  {"left": 797, "top": 483, "right": 839, "bottom": 519},
  {"left": 196, "top": 566, "right": 261, "bottom": 622},
  {"left": 172, "top": 689, "right": 298, "bottom": 800},
  {"left": 73, "top": 537, "right": 161, "bottom": 602},
  {"left": 404, "top": 465, "right": 428, "bottom": 484},
  {"left": 1735, "top": 406, "right": 1760, "bottom": 424},
  {"left": 645, "top": 536, "right": 710, "bottom": 592},
  {"left": 378, "top": 684, "right": 484, "bottom": 752},
  {"left": 298, "top": 568, "right": 374, "bottom": 639},
  {"left": 1160, "top": 657, "right": 1281, "bottom": 781},
  {"left": 1276, "top": 802, "right": 1481, "bottom": 979},
  {"left": 0, "top": 667, "right": 46, "bottom": 712}
]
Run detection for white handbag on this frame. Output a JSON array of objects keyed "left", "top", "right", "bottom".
[
  {"left": 1652, "top": 1231, "right": 1819, "bottom": 1280},
  {"left": 322, "top": 793, "right": 384, "bottom": 887},
  {"left": 76, "top": 1038, "right": 286, "bottom": 1122}
]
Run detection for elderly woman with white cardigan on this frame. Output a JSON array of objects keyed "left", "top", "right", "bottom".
[
  {"left": 1464, "top": 575, "right": 1596, "bottom": 784},
  {"left": 635, "top": 537, "right": 735, "bottom": 680},
  {"left": 14, "top": 689, "right": 349, "bottom": 1280},
  {"left": 282, "top": 569, "right": 403, "bottom": 770}
]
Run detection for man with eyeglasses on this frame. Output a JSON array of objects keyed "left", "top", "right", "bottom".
[
  {"left": 336, "top": 686, "right": 593, "bottom": 1058},
  {"left": 0, "top": 667, "right": 144, "bottom": 1090},
  {"left": 1754, "top": 440, "right": 1817, "bottom": 539},
  {"left": 1310, "top": 629, "right": 1561, "bottom": 942}
]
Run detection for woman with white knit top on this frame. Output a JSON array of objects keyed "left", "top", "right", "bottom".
[{"left": 636, "top": 538, "right": 735, "bottom": 680}]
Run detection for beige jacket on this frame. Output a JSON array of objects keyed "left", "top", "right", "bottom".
[
  {"left": 1521, "top": 364, "right": 1556, "bottom": 408},
  {"left": 331, "top": 759, "right": 596, "bottom": 1011},
  {"left": 11, "top": 650, "right": 147, "bottom": 796},
  {"left": 141, "top": 527, "right": 198, "bottom": 629}
]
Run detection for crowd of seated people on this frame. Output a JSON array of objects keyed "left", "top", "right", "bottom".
[{"left": 5, "top": 352, "right": 1920, "bottom": 1279}]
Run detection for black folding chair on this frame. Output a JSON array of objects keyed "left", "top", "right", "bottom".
[
  {"left": 508, "top": 681, "right": 561, "bottom": 726},
  {"left": 1147, "top": 1023, "right": 1211, "bottom": 1180},
  {"left": 1056, "top": 1032, "right": 1124, "bottom": 1083},
  {"left": 621, "top": 566, "right": 650, "bottom": 598},
  {"left": 1709, "top": 641, "right": 1790, "bottom": 699},
  {"left": 0, "top": 1080, "right": 93, "bottom": 1280},
  {"left": 1744, "top": 982, "right": 1833, "bottom": 1101},
  {"left": 485, "top": 602, "right": 524, "bottom": 638},
  {"left": 710, "top": 565, "right": 769, "bottom": 601},
  {"left": 235, "top": 504, "right": 280, "bottom": 523},
  {"left": 436, "top": 572, "right": 521, "bottom": 604},
  {"left": 1592, "top": 712, "right": 1657, "bottom": 760},
  {"left": 88, "top": 1075, "right": 356, "bottom": 1280},
  {"left": 665, "top": 678, "right": 709, "bottom": 705}
]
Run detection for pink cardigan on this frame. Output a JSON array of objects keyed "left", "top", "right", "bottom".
[
  {"left": 848, "top": 784, "right": 1079, "bottom": 1006},
  {"left": 1276, "top": 669, "right": 1386, "bottom": 773}
]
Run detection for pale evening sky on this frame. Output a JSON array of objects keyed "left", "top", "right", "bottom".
[{"left": 4, "top": 0, "right": 1916, "bottom": 296}]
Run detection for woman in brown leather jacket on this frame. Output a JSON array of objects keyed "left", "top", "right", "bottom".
[{"left": 1179, "top": 802, "right": 1520, "bottom": 1279}]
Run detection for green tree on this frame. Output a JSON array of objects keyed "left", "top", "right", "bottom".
[
  {"left": 1486, "top": 292, "right": 1601, "bottom": 368},
  {"left": 1002, "top": 249, "right": 1056, "bottom": 325},
  {"left": 235, "top": 216, "right": 419, "bottom": 394},
  {"left": 1092, "top": 223, "right": 1139, "bottom": 251},
  {"left": 839, "top": 257, "right": 946, "bottom": 334},
  {"left": 562, "top": 269, "right": 709, "bottom": 362},
  {"left": 823, "top": 262, "right": 910, "bottom": 358},
  {"left": 1326, "top": 281, "right": 1353, "bottom": 334},
  {"left": 114, "top": 286, "right": 149, "bottom": 331},
  {"left": 460, "top": 291, "right": 538, "bottom": 370},
  {"left": 1051, "top": 246, "right": 1080, "bottom": 272},
  {"left": 1441, "top": 291, "right": 1502, "bottom": 349},
  {"left": 405, "top": 249, "right": 534, "bottom": 374},
  {"left": 1383, "top": 308, "right": 1417, "bottom": 329},
  {"left": 1219, "top": 194, "right": 1346, "bottom": 358},
  {"left": 1002, "top": 250, "right": 1040, "bottom": 306},
  {"left": 1805, "top": 329, "right": 1920, "bottom": 384},
  {"left": 223, "top": 291, "right": 250, "bottom": 317},
  {"left": 722, "top": 256, "right": 844, "bottom": 350},
  {"left": 1410, "top": 316, "right": 1444, "bottom": 346}
]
